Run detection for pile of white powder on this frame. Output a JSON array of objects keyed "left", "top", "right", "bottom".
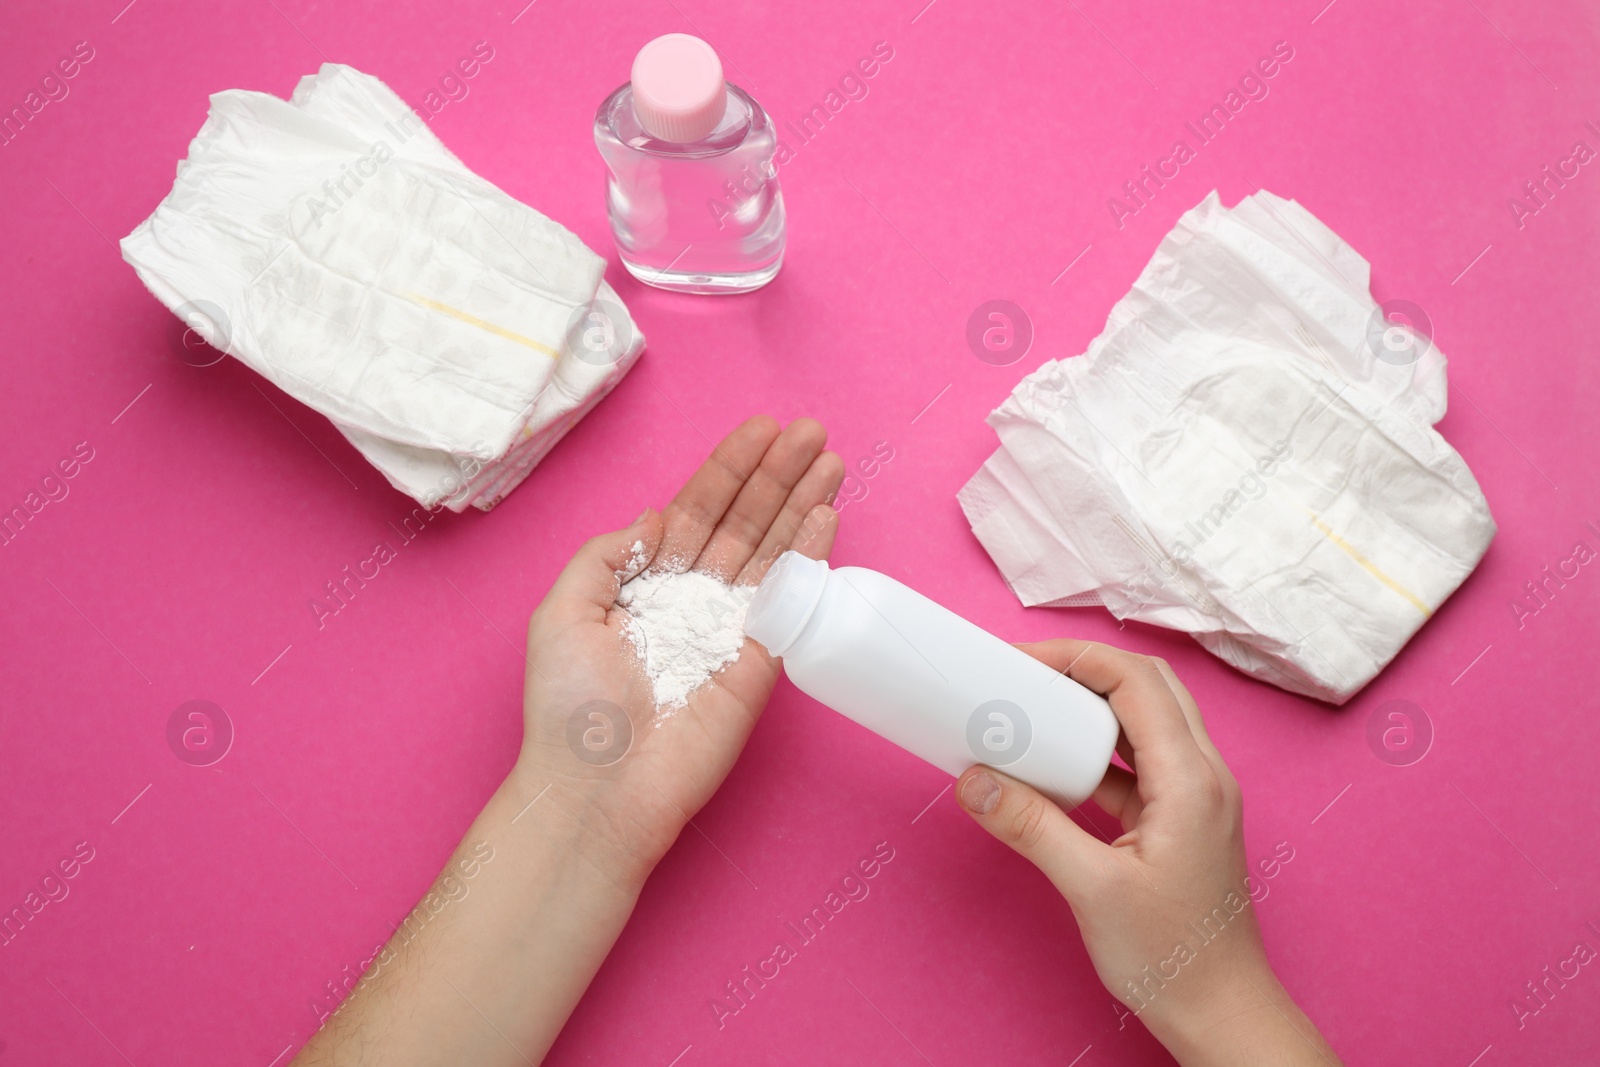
[{"left": 615, "top": 558, "right": 754, "bottom": 713}]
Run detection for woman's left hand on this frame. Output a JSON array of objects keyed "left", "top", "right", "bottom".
[{"left": 514, "top": 415, "right": 843, "bottom": 882}]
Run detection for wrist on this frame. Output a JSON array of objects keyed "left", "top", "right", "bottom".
[
  {"left": 1143, "top": 964, "right": 1312, "bottom": 1067},
  {"left": 503, "top": 756, "right": 681, "bottom": 894}
]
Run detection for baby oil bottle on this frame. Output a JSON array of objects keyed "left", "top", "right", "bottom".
[{"left": 594, "top": 34, "right": 785, "bottom": 294}]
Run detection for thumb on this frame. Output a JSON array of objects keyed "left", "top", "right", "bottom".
[{"left": 956, "top": 765, "right": 1109, "bottom": 904}]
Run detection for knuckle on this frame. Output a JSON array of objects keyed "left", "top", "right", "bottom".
[
  {"left": 1007, "top": 797, "right": 1052, "bottom": 853},
  {"left": 1129, "top": 653, "right": 1165, "bottom": 678},
  {"left": 1170, "top": 767, "right": 1225, "bottom": 809}
]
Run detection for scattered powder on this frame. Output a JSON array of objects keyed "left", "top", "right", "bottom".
[
  {"left": 622, "top": 539, "right": 650, "bottom": 578},
  {"left": 616, "top": 567, "right": 754, "bottom": 713}
]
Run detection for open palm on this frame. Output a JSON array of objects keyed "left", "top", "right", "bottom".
[{"left": 519, "top": 416, "right": 843, "bottom": 868}]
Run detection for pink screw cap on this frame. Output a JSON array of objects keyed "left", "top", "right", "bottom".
[{"left": 630, "top": 34, "right": 727, "bottom": 143}]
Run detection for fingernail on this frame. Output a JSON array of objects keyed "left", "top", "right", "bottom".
[
  {"left": 630, "top": 508, "right": 650, "bottom": 526},
  {"left": 959, "top": 771, "right": 1000, "bottom": 815}
]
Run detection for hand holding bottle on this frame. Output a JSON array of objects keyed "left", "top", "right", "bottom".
[{"left": 956, "top": 640, "right": 1342, "bottom": 1067}]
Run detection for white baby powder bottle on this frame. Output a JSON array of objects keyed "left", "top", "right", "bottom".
[{"left": 745, "top": 552, "right": 1120, "bottom": 805}]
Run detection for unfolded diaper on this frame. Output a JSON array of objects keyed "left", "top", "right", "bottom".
[
  {"left": 959, "top": 191, "right": 1496, "bottom": 704},
  {"left": 121, "top": 64, "right": 643, "bottom": 511}
]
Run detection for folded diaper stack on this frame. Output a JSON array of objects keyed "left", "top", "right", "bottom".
[
  {"left": 122, "top": 64, "right": 643, "bottom": 511},
  {"left": 959, "top": 191, "right": 1496, "bottom": 704}
]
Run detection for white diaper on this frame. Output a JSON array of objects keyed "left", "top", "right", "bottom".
[
  {"left": 122, "top": 64, "right": 642, "bottom": 511},
  {"left": 960, "top": 191, "right": 1496, "bottom": 704}
]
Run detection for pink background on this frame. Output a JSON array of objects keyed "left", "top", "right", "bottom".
[{"left": 4, "top": 0, "right": 1599, "bottom": 1063}]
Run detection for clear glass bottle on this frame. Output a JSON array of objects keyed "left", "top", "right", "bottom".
[{"left": 593, "top": 34, "right": 785, "bottom": 294}]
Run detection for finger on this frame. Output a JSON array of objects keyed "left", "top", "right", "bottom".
[
  {"left": 696, "top": 418, "right": 829, "bottom": 581},
  {"left": 539, "top": 508, "right": 663, "bottom": 626},
  {"left": 787, "top": 504, "right": 840, "bottom": 564},
  {"left": 1011, "top": 645, "right": 1139, "bottom": 779},
  {"left": 738, "top": 505, "right": 840, "bottom": 672},
  {"left": 736, "top": 451, "right": 845, "bottom": 586},
  {"left": 1149, "top": 657, "right": 1235, "bottom": 784},
  {"left": 1114, "top": 730, "right": 1137, "bottom": 774},
  {"left": 1018, "top": 638, "right": 1208, "bottom": 785},
  {"left": 1091, "top": 763, "right": 1143, "bottom": 830},
  {"left": 655, "top": 416, "right": 781, "bottom": 574},
  {"left": 956, "top": 765, "right": 1110, "bottom": 904},
  {"left": 1148, "top": 656, "right": 1211, "bottom": 748}
]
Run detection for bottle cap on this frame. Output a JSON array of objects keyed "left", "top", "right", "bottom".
[
  {"left": 630, "top": 33, "right": 727, "bottom": 143},
  {"left": 745, "top": 551, "right": 828, "bottom": 657}
]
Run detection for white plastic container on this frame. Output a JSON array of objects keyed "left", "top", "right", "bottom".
[{"left": 745, "top": 552, "right": 1120, "bottom": 805}]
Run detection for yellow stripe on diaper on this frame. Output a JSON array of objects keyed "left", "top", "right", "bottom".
[
  {"left": 1303, "top": 510, "right": 1433, "bottom": 618},
  {"left": 402, "top": 292, "right": 561, "bottom": 358}
]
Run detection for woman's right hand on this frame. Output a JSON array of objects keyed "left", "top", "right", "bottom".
[{"left": 955, "top": 640, "right": 1341, "bottom": 1067}]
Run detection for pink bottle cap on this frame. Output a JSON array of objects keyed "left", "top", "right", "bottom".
[{"left": 630, "top": 33, "right": 727, "bottom": 143}]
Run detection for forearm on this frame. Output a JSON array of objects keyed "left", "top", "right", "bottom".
[
  {"left": 1150, "top": 969, "right": 1341, "bottom": 1067},
  {"left": 293, "top": 764, "right": 667, "bottom": 1067}
]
